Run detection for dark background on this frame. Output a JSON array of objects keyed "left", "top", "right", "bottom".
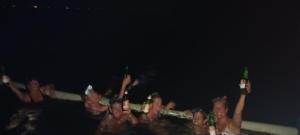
[{"left": 0, "top": 0, "right": 299, "bottom": 132}]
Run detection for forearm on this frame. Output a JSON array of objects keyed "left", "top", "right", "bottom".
[
  {"left": 8, "top": 83, "right": 28, "bottom": 102},
  {"left": 235, "top": 95, "right": 246, "bottom": 114},
  {"left": 118, "top": 84, "right": 127, "bottom": 97},
  {"left": 233, "top": 95, "right": 246, "bottom": 127}
]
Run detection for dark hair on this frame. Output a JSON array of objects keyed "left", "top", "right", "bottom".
[
  {"left": 109, "top": 95, "right": 122, "bottom": 106},
  {"left": 191, "top": 108, "right": 207, "bottom": 119},
  {"left": 25, "top": 77, "right": 39, "bottom": 84},
  {"left": 212, "top": 96, "right": 229, "bottom": 109},
  {"left": 150, "top": 92, "right": 161, "bottom": 99}
]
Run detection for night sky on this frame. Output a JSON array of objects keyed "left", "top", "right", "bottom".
[{"left": 0, "top": 0, "right": 299, "bottom": 128}]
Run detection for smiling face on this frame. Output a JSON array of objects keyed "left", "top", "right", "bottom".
[
  {"left": 213, "top": 101, "right": 228, "bottom": 120},
  {"left": 192, "top": 112, "right": 206, "bottom": 126}
]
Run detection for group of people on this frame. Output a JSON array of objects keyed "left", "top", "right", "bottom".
[{"left": 1, "top": 71, "right": 251, "bottom": 135}]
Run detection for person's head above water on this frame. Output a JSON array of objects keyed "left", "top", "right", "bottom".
[
  {"left": 191, "top": 108, "right": 207, "bottom": 126},
  {"left": 25, "top": 77, "right": 41, "bottom": 92},
  {"left": 150, "top": 92, "right": 162, "bottom": 114},
  {"left": 109, "top": 95, "right": 123, "bottom": 119},
  {"left": 212, "top": 96, "right": 229, "bottom": 120}
]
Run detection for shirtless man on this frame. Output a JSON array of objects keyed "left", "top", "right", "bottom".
[
  {"left": 84, "top": 74, "right": 138, "bottom": 134},
  {"left": 96, "top": 95, "right": 138, "bottom": 134},
  {"left": 84, "top": 73, "right": 132, "bottom": 115},
  {"left": 139, "top": 92, "right": 176, "bottom": 124},
  {"left": 213, "top": 81, "right": 251, "bottom": 135},
  {"left": 2, "top": 75, "right": 55, "bottom": 135}
]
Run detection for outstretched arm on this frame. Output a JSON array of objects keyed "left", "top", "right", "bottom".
[
  {"left": 233, "top": 81, "right": 251, "bottom": 128},
  {"left": 3, "top": 76, "right": 31, "bottom": 102}
]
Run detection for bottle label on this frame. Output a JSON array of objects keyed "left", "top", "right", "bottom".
[
  {"left": 85, "top": 85, "right": 93, "bottom": 96},
  {"left": 239, "top": 83, "right": 246, "bottom": 89},
  {"left": 209, "top": 126, "right": 216, "bottom": 135},
  {"left": 240, "top": 79, "right": 246, "bottom": 89},
  {"left": 143, "top": 104, "right": 149, "bottom": 113}
]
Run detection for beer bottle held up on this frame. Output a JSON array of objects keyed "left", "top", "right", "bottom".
[
  {"left": 240, "top": 66, "right": 249, "bottom": 95},
  {"left": 142, "top": 95, "right": 151, "bottom": 113}
]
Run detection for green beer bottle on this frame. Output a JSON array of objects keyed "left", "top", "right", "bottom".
[
  {"left": 240, "top": 66, "right": 249, "bottom": 95},
  {"left": 208, "top": 111, "right": 216, "bottom": 135},
  {"left": 142, "top": 95, "right": 151, "bottom": 113},
  {"left": 124, "top": 66, "right": 129, "bottom": 75},
  {"left": 122, "top": 90, "right": 130, "bottom": 111}
]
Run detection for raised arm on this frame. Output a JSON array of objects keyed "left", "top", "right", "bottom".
[
  {"left": 118, "top": 74, "right": 131, "bottom": 98},
  {"left": 3, "top": 75, "right": 31, "bottom": 102},
  {"left": 232, "top": 81, "right": 251, "bottom": 128}
]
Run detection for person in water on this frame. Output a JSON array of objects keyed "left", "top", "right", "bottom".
[
  {"left": 2, "top": 75, "right": 55, "bottom": 135},
  {"left": 139, "top": 92, "right": 163, "bottom": 124},
  {"left": 84, "top": 90, "right": 109, "bottom": 115},
  {"left": 96, "top": 95, "right": 138, "bottom": 134},
  {"left": 139, "top": 92, "right": 176, "bottom": 124},
  {"left": 212, "top": 80, "right": 251, "bottom": 135},
  {"left": 185, "top": 108, "right": 209, "bottom": 135},
  {"left": 84, "top": 74, "right": 138, "bottom": 134},
  {"left": 84, "top": 73, "right": 132, "bottom": 115}
]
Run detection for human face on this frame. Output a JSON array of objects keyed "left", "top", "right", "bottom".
[
  {"left": 213, "top": 101, "right": 228, "bottom": 120},
  {"left": 192, "top": 112, "right": 205, "bottom": 126},
  {"left": 111, "top": 103, "right": 122, "bottom": 119},
  {"left": 27, "top": 80, "right": 40, "bottom": 92},
  {"left": 151, "top": 97, "right": 162, "bottom": 114}
]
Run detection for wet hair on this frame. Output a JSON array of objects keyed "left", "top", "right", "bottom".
[
  {"left": 25, "top": 77, "right": 40, "bottom": 85},
  {"left": 212, "top": 96, "right": 229, "bottom": 109},
  {"left": 150, "top": 92, "right": 161, "bottom": 100},
  {"left": 191, "top": 108, "right": 207, "bottom": 119},
  {"left": 109, "top": 95, "right": 122, "bottom": 107}
]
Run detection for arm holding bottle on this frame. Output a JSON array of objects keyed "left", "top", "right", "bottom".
[
  {"left": 232, "top": 81, "right": 251, "bottom": 128},
  {"left": 2, "top": 75, "right": 31, "bottom": 102}
]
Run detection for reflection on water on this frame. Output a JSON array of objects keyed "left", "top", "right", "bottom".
[
  {"left": 95, "top": 117, "right": 273, "bottom": 135},
  {"left": 95, "top": 118, "right": 208, "bottom": 135}
]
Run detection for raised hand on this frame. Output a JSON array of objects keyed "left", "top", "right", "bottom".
[
  {"left": 122, "top": 74, "right": 131, "bottom": 87},
  {"left": 245, "top": 81, "right": 251, "bottom": 94},
  {"left": 2, "top": 75, "right": 11, "bottom": 84},
  {"left": 165, "top": 101, "right": 176, "bottom": 110}
]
